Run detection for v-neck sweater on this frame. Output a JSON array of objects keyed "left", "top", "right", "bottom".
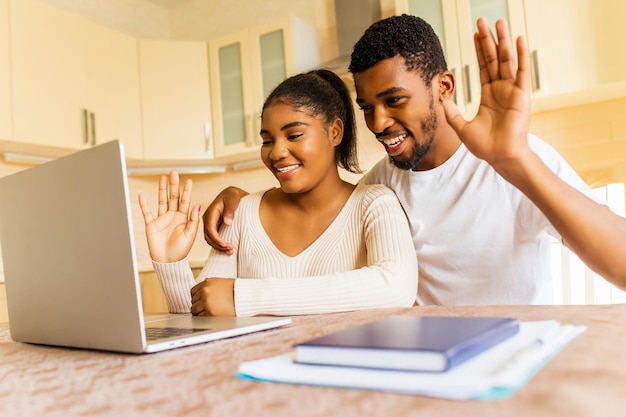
[{"left": 152, "top": 182, "right": 418, "bottom": 316}]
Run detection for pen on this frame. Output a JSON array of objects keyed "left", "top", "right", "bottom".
[{"left": 487, "top": 337, "right": 546, "bottom": 376}]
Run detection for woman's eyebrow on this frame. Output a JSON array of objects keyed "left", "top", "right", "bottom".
[
  {"left": 260, "top": 121, "right": 309, "bottom": 136},
  {"left": 281, "top": 121, "right": 309, "bottom": 130}
]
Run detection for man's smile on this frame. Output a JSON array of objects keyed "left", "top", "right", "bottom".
[{"left": 377, "top": 132, "right": 409, "bottom": 156}]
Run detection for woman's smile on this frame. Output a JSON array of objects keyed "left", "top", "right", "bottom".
[{"left": 274, "top": 163, "right": 302, "bottom": 181}]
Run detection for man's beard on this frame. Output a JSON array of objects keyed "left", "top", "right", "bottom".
[{"left": 389, "top": 98, "right": 438, "bottom": 171}]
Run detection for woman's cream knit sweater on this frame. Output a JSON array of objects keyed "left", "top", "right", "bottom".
[{"left": 152, "top": 183, "right": 417, "bottom": 316}]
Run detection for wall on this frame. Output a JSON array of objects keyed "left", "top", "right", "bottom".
[{"left": 530, "top": 95, "right": 626, "bottom": 188}]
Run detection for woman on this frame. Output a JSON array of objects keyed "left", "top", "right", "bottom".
[{"left": 138, "top": 69, "right": 417, "bottom": 317}]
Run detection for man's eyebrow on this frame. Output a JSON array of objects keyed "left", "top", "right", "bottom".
[
  {"left": 356, "top": 86, "right": 405, "bottom": 104},
  {"left": 260, "top": 121, "right": 309, "bottom": 135}
]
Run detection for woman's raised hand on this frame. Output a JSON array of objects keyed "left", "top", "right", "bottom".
[{"left": 138, "top": 171, "right": 201, "bottom": 263}]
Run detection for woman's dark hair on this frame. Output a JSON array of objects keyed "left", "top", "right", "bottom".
[
  {"left": 349, "top": 14, "right": 447, "bottom": 84},
  {"left": 262, "top": 69, "right": 361, "bottom": 173}
]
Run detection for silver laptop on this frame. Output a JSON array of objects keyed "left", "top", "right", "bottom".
[{"left": 0, "top": 140, "right": 291, "bottom": 353}]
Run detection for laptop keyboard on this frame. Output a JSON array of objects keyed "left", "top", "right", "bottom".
[{"left": 145, "top": 327, "right": 210, "bottom": 341}]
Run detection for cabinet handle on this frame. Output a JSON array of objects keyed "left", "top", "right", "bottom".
[
  {"left": 204, "top": 121, "right": 214, "bottom": 158},
  {"left": 82, "top": 109, "right": 89, "bottom": 145},
  {"left": 463, "top": 65, "right": 472, "bottom": 104},
  {"left": 90, "top": 112, "right": 96, "bottom": 146},
  {"left": 531, "top": 50, "right": 542, "bottom": 92}
]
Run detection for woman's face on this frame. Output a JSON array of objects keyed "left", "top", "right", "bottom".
[{"left": 259, "top": 103, "right": 342, "bottom": 194}]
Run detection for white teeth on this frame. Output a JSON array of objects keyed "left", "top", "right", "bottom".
[
  {"left": 276, "top": 164, "right": 300, "bottom": 173},
  {"left": 380, "top": 133, "right": 407, "bottom": 147}
]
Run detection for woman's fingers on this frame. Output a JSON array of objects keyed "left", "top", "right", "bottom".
[
  {"left": 152, "top": 171, "right": 195, "bottom": 219},
  {"left": 157, "top": 174, "right": 169, "bottom": 216},
  {"left": 167, "top": 170, "right": 180, "bottom": 212},
  {"left": 138, "top": 193, "right": 154, "bottom": 224},
  {"left": 178, "top": 178, "right": 194, "bottom": 215}
]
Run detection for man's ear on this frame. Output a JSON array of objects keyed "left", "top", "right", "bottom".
[
  {"left": 437, "top": 71, "right": 455, "bottom": 100},
  {"left": 330, "top": 118, "right": 344, "bottom": 147}
]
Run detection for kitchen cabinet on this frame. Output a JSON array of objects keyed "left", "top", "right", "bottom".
[
  {"left": 397, "top": 0, "right": 626, "bottom": 103},
  {"left": 208, "top": 16, "right": 320, "bottom": 158},
  {"left": 523, "top": 0, "right": 625, "bottom": 97},
  {"left": 139, "top": 39, "right": 213, "bottom": 161},
  {"left": 0, "top": 0, "right": 11, "bottom": 140},
  {"left": 9, "top": 0, "right": 143, "bottom": 158}
]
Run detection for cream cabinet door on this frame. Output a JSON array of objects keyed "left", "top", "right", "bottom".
[
  {"left": 250, "top": 16, "right": 321, "bottom": 109},
  {"left": 84, "top": 24, "right": 143, "bottom": 159},
  {"left": 10, "top": 0, "right": 87, "bottom": 149},
  {"left": 0, "top": 0, "right": 11, "bottom": 141},
  {"left": 209, "top": 16, "right": 320, "bottom": 159},
  {"left": 209, "top": 30, "right": 257, "bottom": 159},
  {"left": 9, "top": 0, "right": 143, "bottom": 158},
  {"left": 139, "top": 39, "right": 214, "bottom": 160},
  {"left": 524, "top": 0, "right": 611, "bottom": 96}
]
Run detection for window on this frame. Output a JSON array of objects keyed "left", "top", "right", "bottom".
[{"left": 551, "top": 183, "right": 626, "bottom": 304}]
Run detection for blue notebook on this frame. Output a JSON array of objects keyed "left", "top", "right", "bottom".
[{"left": 294, "top": 315, "right": 519, "bottom": 372}]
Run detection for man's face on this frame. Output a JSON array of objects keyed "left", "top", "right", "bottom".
[{"left": 354, "top": 56, "right": 439, "bottom": 171}]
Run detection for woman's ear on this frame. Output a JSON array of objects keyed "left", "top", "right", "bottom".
[
  {"left": 437, "top": 71, "right": 455, "bottom": 100},
  {"left": 330, "top": 118, "right": 344, "bottom": 147}
]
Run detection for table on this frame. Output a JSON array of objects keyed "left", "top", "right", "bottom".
[{"left": 1, "top": 304, "right": 625, "bottom": 417}]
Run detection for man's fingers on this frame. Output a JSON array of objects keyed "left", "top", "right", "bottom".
[
  {"left": 475, "top": 17, "right": 499, "bottom": 84},
  {"left": 494, "top": 19, "right": 515, "bottom": 81},
  {"left": 203, "top": 204, "right": 230, "bottom": 250},
  {"left": 475, "top": 18, "right": 519, "bottom": 84},
  {"left": 441, "top": 96, "right": 467, "bottom": 137},
  {"left": 515, "top": 35, "right": 531, "bottom": 91}
]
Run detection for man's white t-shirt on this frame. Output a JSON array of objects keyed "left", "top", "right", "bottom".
[{"left": 362, "top": 134, "right": 596, "bottom": 305}]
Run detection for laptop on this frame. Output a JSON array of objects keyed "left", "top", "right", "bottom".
[{"left": 0, "top": 140, "right": 291, "bottom": 353}]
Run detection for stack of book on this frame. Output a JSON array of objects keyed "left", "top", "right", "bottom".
[{"left": 236, "top": 315, "right": 585, "bottom": 400}]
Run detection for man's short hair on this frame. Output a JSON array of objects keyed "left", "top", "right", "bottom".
[{"left": 349, "top": 14, "right": 448, "bottom": 83}]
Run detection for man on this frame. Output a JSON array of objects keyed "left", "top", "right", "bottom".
[{"left": 203, "top": 15, "right": 626, "bottom": 305}]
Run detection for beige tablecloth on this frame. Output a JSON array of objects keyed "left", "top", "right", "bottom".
[{"left": 1, "top": 304, "right": 625, "bottom": 417}]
